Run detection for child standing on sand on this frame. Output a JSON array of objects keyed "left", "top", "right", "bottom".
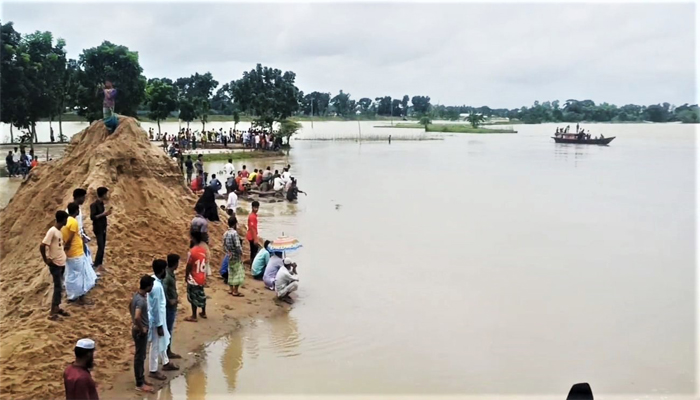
[{"left": 100, "top": 80, "right": 118, "bottom": 133}]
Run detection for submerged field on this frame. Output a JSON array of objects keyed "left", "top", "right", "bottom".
[{"left": 392, "top": 123, "right": 517, "bottom": 134}]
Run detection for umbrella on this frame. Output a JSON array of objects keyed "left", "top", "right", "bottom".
[{"left": 268, "top": 235, "right": 303, "bottom": 252}]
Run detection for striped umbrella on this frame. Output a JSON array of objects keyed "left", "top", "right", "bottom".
[{"left": 268, "top": 235, "right": 303, "bottom": 252}]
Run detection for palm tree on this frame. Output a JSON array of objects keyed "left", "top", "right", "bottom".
[
  {"left": 418, "top": 114, "right": 432, "bottom": 130},
  {"left": 465, "top": 113, "right": 486, "bottom": 128}
]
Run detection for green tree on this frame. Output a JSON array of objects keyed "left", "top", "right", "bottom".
[
  {"left": 178, "top": 98, "right": 196, "bottom": 129},
  {"left": 391, "top": 99, "right": 402, "bottom": 117},
  {"left": 466, "top": 113, "right": 486, "bottom": 128},
  {"left": 14, "top": 31, "right": 67, "bottom": 149},
  {"left": 211, "top": 82, "right": 233, "bottom": 114},
  {"left": 357, "top": 98, "right": 373, "bottom": 115},
  {"left": 231, "top": 64, "right": 300, "bottom": 129},
  {"left": 76, "top": 41, "right": 146, "bottom": 122},
  {"left": 0, "top": 21, "right": 29, "bottom": 143},
  {"left": 57, "top": 59, "right": 80, "bottom": 141},
  {"left": 278, "top": 119, "right": 302, "bottom": 145},
  {"left": 302, "top": 91, "right": 331, "bottom": 116},
  {"left": 331, "top": 90, "right": 355, "bottom": 117},
  {"left": 411, "top": 96, "right": 431, "bottom": 115},
  {"left": 374, "top": 96, "right": 392, "bottom": 116},
  {"left": 418, "top": 114, "right": 432, "bottom": 129},
  {"left": 145, "top": 78, "right": 178, "bottom": 134},
  {"left": 233, "top": 110, "right": 240, "bottom": 130},
  {"left": 176, "top": 72, "right": 218, "bottom": 131},
  {"left": 401, "top": 95, "right": 410, "bottom": 117}
]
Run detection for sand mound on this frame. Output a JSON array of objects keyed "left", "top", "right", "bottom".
[{"left": 0, "top": 117, "right": 244, "bottom": 399}]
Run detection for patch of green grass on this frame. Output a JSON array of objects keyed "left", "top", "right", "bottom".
[
  {"left": 484, "top": 119, "right": 521, "bottom": 125},
  {"left": 381, "top": 122, "right": 517, "bottom": 133},
  {"left": 393, "top": 123, "right": 426, "bottom": 129},
  {"left": 426, "top": 124, "right": 517, "bottom": 134},
  {"left": 195, "top": 151, "right": 286, "bottom": 162}
]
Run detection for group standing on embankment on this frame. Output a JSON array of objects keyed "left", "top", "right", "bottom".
[{"left": 31, "top": 131, "right": 302, "bottom": 399}]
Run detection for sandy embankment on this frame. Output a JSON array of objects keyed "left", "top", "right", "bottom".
[{"left": 0, "top": 117, "right": 287, "bottom": 400}]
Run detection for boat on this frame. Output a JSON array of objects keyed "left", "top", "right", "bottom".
[{"left": 552, "top": 135, "right": 615, "bottom": 145}]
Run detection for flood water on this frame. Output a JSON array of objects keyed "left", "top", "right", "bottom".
[{"left": 2, "top": 122, "right": 696, "bottom": 398}]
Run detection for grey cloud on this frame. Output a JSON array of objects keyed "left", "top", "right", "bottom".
[{"left": 3, "top": 1, "right": 695, "bottom": 108}]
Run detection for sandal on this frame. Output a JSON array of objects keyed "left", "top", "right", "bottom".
[
  {"left": 199, "top": 312, "right": 208, "bottom": 319},
  {"left": 48, "top": 314, "right": 61, "bottom": 321},
  {"left": 57, "top": 309, "right": 70, "bottom": 317},
  {"left": 184, "top": 316, "right": 197, "bottom": 322},
  {"left": 135, "top": 385, "right": 154, "bottom": 393},
  {"left": 229, "top": 292, "right": 244, "bottom": 297}
]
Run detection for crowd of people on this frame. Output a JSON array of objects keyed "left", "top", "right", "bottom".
[
  {"left": 185, "top": 155, "right": 306, "bottom": 203},
  {"left": 151, "top": 126, "right": 284, "bottom": 152},
  {"left": 553, "top": 123, "right": 605, "bottom": 141},
  {"left": 51, "top": 177, "right": 300, "bottom": 398},
  {"left": 5, "top": 147, "right": 40, "bottom": 178}
]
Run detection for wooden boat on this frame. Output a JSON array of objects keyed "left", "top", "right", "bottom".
[{"left": 552, "top": 135, "right": 615, "bottom": 145}]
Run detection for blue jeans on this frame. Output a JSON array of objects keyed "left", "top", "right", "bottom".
[{"left": 166, "top": 306, "right": 176, "bottom": 353}]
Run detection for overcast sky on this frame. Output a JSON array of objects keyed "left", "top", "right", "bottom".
[{"left": 2, "top": 1, "right": 697, "bottom": 108}]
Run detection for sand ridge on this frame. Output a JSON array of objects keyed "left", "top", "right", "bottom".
[{"left": 0, "top": 117, "right": 279, "bottom": 399}]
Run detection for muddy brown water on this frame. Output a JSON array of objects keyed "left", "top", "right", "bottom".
[{"left": 1, "top": 122, "right": 696, "bottom": 398}]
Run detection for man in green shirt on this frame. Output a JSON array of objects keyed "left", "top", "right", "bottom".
[{"left": 163, "top": 254, "right": 181, "bottom": 359}]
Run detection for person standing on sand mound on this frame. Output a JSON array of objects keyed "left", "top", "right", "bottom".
[{"left": 99, "top": 80, "right": 119, "bottom": 133}]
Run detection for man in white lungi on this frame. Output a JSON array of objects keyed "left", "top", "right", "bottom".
[
  {"left": 148, "top": 260, "right": 179, "bottom": 380},
  {"left": 61, "top": 203, "right": 95, "bottom": 304}
]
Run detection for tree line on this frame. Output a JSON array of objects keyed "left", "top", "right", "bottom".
[{"left": 2, "top": 21, "right": 698, "bottom": 148}]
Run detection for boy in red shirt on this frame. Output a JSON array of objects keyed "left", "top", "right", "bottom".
[
  {"left": 185, "top": 231, "right": 208, "bottom": 322},
  {"left": 246, "top": 201, "right": 260, "bottom": 262}
]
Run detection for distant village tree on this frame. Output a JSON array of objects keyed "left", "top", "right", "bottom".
[
  {"left": 76, "top": 41, "right": 147, "bottom": 122},
  {"left": 145, "top": 78, "right": 179, "bottom": 135},
  {"left": 231, "top": 64, "right": 301, "bottom": 130}
]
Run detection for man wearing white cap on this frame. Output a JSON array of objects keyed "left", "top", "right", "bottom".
[
  {"left": 275, "top": 258, "right": 299, "bottom": 304},
  {"left": 64, "top": 338, "right": 99, "bottom": 400}
]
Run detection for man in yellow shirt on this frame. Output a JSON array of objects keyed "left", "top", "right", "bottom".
[{"left": 62, "top": 203, "right": 95, "bottom": 304}]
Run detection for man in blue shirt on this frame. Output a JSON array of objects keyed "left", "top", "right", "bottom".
[
  {"left": 251, "top": 240, "right": 271, "bottom": 280},
  {"left": 209, "top": 174, "right": 222, "bottom": 193}
]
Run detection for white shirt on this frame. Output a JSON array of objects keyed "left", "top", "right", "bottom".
[
  {"left": 281, "top": 171, "right": 291, "bottom": 184},
  {"left": 273, "top": 177, "right": 285, "bottom": 191},
  {"left": 224, "top": 163, "right": 234, "bottom": 176},
  {"left": 275, "top": 266, "right": 298, "bottom": 293},
  {"left": 255, "top": 135, "right": 260, "bottom": 144},
  {"left": 227, "top": 192, "right": 238, "bottom": 211}
]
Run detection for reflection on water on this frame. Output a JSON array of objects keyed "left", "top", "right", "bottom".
[
  {"left": 221, "top": 331, "right": 243, "bottom": 391},
  {"left": 162, "top": 313, "right": 303, "bottom": 397}
]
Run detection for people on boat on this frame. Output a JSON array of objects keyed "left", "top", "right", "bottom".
[{"left": 273, "top": 173, "right": 286, "bottom": 193}]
